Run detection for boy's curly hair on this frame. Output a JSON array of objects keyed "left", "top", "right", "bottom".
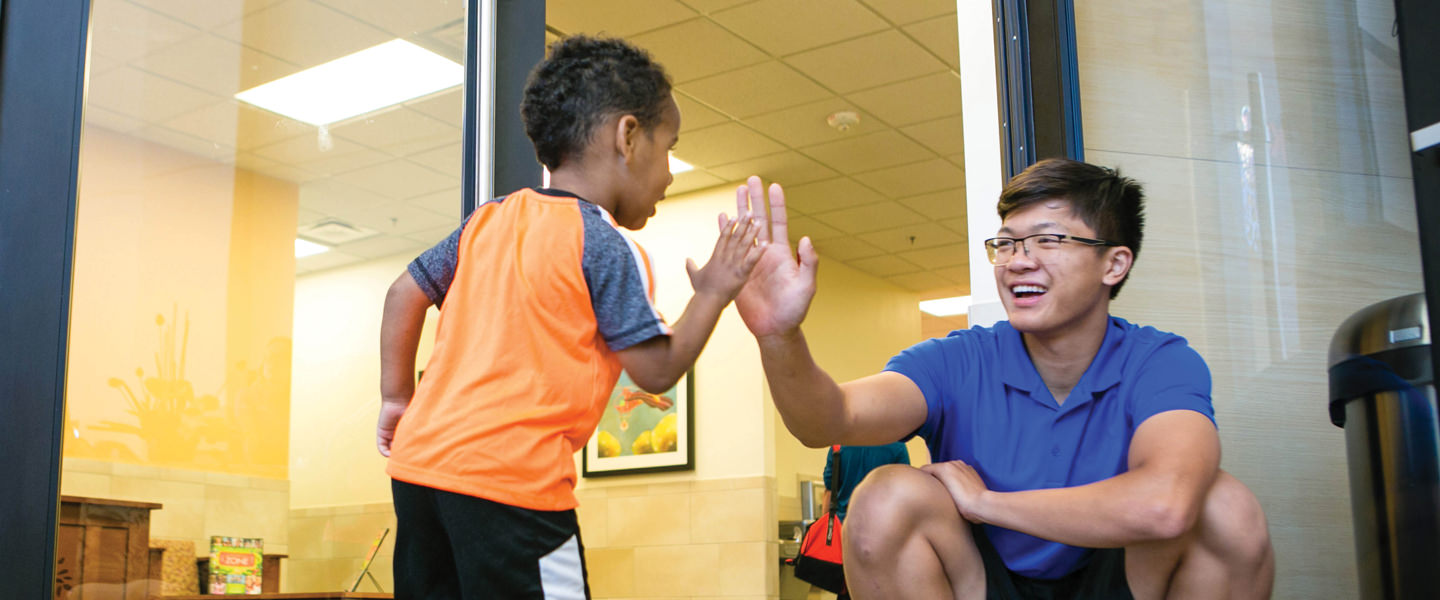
[{"left": 520, "top": 35, "right": 673, "bottom": 170}]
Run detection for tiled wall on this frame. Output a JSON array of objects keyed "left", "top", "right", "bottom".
[
  {"left": 284, "top": 503, "right": 396, "bottom": 593},
  {"left": 577, "top": 476, "right": 777, "bottom": 599},
  {"left": 60, "top": 457, "right": 290, "bottom": 559}
]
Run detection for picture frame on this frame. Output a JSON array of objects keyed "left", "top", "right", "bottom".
[{"left": 582, "top": 370, "right": 694, "bottom": 477}]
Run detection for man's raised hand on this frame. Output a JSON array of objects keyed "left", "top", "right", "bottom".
[{"left": 732, "top": 176, "right": 819, "bottom": 339}]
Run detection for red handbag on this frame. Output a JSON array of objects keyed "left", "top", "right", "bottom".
[{"left": 793, "top": 445, "right": 846, "bottom": 593}]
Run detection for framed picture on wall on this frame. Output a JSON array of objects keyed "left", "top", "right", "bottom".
[{"left": 582, "top": 370, "right": 694, "bottom": 477}]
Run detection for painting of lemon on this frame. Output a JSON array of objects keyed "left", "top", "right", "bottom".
[{"left": 591, "top": 372, "right": 682, "bottom": 459}]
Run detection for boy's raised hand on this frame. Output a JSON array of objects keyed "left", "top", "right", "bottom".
[
  {"left": 732, "top": 176, "right": 819, "bottom": 338},
  {"left": 684, "top": 209, "right": 766, "bottom": 301}
]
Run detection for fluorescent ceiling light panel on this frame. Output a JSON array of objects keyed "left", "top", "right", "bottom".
[
  {"left": 295, "top": 238, "right": 331, "bottom": 258},
  {"left": 919, "top": 295, "right": 972, "bottom": 317},
  {"left": 668, "top": 154, "right": 693, "bottom": 174},
  {"left": 236, "top": 39, "right": 462, "bottom": 126}
]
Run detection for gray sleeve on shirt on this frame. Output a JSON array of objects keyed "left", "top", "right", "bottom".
[
  {"left": 407, "top": 218, "right": 466, "bottom": 308},
  {"left": 580, "top": 202, "right": 669, "bottom": 351}
]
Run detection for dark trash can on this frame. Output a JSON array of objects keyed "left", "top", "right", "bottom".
[{"left": 1329, "top": 292, "right": 1436, "bottom": 599}]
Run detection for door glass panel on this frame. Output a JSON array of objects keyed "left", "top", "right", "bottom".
[
  {"left": 1076, "top": 1, "right": 1420, "bottom": 595},
  {"left": 63, "top": 0, "right": 464, "bottom": 594}
]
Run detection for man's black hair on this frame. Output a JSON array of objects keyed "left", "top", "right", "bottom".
[
  {"left": 520, "top": 35, "right": 673, "bottom": 170},
  {"left": 997, "top": 158, "right": 1146, "bottom": 299}
]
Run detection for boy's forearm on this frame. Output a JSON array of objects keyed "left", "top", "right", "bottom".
[{"left": 380, "top": 273, "right": 431, "bottom": 404}]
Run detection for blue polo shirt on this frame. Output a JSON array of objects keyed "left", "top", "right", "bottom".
[{"left": 885, "top": 316, "right": 1214, "bottom": 579}]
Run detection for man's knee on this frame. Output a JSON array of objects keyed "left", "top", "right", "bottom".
[
  {"left": 846, "top": 466, "right": 951, "bottom": 548},
  {"left": 1200, "top": 471, "right": 1272, "bottom": 565}
]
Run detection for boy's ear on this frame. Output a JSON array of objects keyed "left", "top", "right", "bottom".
[{"left": 615, "top": 114, "right": 641, "bottom": 163}]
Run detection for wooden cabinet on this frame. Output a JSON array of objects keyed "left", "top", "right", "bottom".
[{"left": 54, "top": 495, "right": 163, "bottom": 600}]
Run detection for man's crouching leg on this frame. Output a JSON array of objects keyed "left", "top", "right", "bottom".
[
  {"left": 1127, "top": 470, "right": 1275, "bottom": 600},
  {"left": 843, "top": 464, "right": 985, "bottom": 599}
]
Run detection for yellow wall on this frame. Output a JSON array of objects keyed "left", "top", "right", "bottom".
[{"left": 65, "top": 126, "right": 297, "bottom": 480}]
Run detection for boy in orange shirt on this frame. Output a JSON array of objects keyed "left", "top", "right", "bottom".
[{"left": 376, "top": 35, "right": 771, "bottom": 598}]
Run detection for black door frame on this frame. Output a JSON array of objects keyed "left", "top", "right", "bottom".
[{"left": 0, "top": 0, "right": 90, "bottom": 596}]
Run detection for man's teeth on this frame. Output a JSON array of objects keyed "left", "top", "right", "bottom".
[{"left": 1013, "top": 285, "right": 1047, "bottom": 295}]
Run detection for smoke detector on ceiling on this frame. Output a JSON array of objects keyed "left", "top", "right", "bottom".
[
  {"left": 298, "top": 219, "right": 378, "bottom": 245},
  {"left": 826, "top": 111, "right": 861, "bottom": 132}
]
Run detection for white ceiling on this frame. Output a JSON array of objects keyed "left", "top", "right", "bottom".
[{"left": 82, "top": 0, "right": 971, "bottom": 301}]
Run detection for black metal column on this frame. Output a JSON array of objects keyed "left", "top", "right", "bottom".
[
  {"left": 1393, "top": 0, "right": 1440, "bottom": 396},
  {"left": 462, "top": 0, "right": 546, "bottom": 216},
  {"left": 0, "top": 0, "right": 90, "bottom": 596},
  {"left": 994, "top": 0, "right": 1084, "bottom": 178}
]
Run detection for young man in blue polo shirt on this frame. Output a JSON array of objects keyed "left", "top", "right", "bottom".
[{"left": 734, "top": 159, "right": 1275, "bottom": 599}]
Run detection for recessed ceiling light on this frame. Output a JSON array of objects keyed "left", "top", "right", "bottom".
[
  {"left": 919, "top": 295, "right": 972, "bottom": 317},
  {"left": 669, "top": 154, "right": 693, "bottom": 174},
  {"left": 235, "top": 39, "right": 462, "bottom": 126},
  {"left": 295, "top": 238, "right": 330, "bottom": 258}
]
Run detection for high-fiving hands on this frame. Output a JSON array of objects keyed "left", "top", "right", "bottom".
[{"left": 729, "top": 176, "right": 820, "bottom": 339}]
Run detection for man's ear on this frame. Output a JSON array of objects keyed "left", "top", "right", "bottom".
[
  {"left": 1101, "top": 246, "right": 1133, "bottom": 287},
  {"left": 614, "top": 114, "right": 641, "bottom": 163}
]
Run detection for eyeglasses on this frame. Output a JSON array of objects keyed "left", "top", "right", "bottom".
[{"left": 983, "top": 233, "right": 1119, "bottom": 266}]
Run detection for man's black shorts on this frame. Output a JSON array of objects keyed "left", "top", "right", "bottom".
[{"left": 974, "top": 525, "right": 1134, "bottom": 600}]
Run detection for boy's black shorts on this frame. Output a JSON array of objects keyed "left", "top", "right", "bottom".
[
  {"left": 974, "top": 525, "right": 1134, "bottom": 600},
  {"left": 392, "top": 479, "right": 590, "bottom": 599}
]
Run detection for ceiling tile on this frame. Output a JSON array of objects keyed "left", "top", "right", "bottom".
[
  {"left": 897, "top": 187, "right": 966, "bottom": 220},
  {"left": 296, "top": 249, "right": 364, "bottom": 274},
  {"left": 811, "top": 236, "right": 884, "bottom": 261},
  {"left": 211, "top": 103, "right": 314, "bottom": 151},
  {"left": 331, "top": 106, "right": 459, "bottom": 155},
  {"left": 710, "top": 0, "right": 889, "bottom": 56},
  {"left": 848, "top": 71, "right": 961, "bottom": 127},
  {"left": 300, "top": 178, "right": 391, "bottom": 215},
  {"left": 854, "top": 158, "right": 964, "bottom": 198},
  {"left": 860, "top": 223, "right": 965, "bottom": 253},
  {"left": 904, "top": 13, "right": 960, "bottom": 69},
  {"left": 130, "top": 125, "right": 236, "bottom": 163},
  {"left": 315, "top": 0, "right": 463, "bottom": 38},
  {"left": 674, "top": 92, "right": 731, "bottom": 131},
  {"left": 547, "top": 0, "right": 698, "bottom": 37},
  {"left": 333, "top": 234, "right": 427, "bottom": 260},
  {"left": 888, "top": 271, "right": 961, "bottom": 294},
  {"left": 407, "top": 143, "right": 463, "bottom": 178},
  {"left": 812, "top": 201, "right": 927, "bottom": 234},
  {"left": 407, "top": 88, "right": 464, "bottom": 128},
  {"left": 344, "top": 200, "right": 457, "bottom": 236},
  {"left": 629, "top": 19, "right": 769, "bottom": 83},
  {"left": 332, "top": 160, "right": 454, "bottom": 199},
  {"left": 137, "top": 33, "right": 300, "bottom": 97},
  {"left": 744, "top": 99, "right": 878, "bottom": 148},
  {"left": 848, "top": 254, "right": 922, "bottom": 277},
  {"left": 249, "top": 161, "right": 322, "bottom": 183},
  {"left": 671, "top": 123, "right": 783, "bottom": 167},
  {"left": 860, "top": 0, "right": 955, "bottom": 25},
  {"left": 668, "top": 170, "right": 729, "bottom": 196},
  {"left": 406, "top": 187, "right": 463, "bottom": 219},
  {"left": 130, "top": 0, "right": 279, "bottom": 31},
  {"left": 931, "top": 266, "right": 971, "bottom": 287},
  {"left": 708, "top": 151, "right": 837, "bottom": 187},
  {"left": 947, "top": 153, "right": 964, "bottom": 170},
  {"left": 89, "top": 66, "right": 222, "bottom": 123},
  {"left": 787, "top": 216, "right": 845, "bottom": 241},
  {"left": 800, "top": 129, "right": 935, "bottom": 175},
  {"left": 252, "top": 130, "right": 370, "bottom": 165},
  {"left": 85, "top": 106, "right": 147, "bottom": 135},
  {"left": 894, "top": 243, "right": 968, "bottom": 270},
  {"left": 216, "top": 0, "right": 391, "bottom": 67},
  {"left": 900, "top": 115, "right": 965, "bottom": 157},
  {"left": 782, "top": 177, "right": 885, "bottom": 215},
  {"left": 297, "top": 146, "right": 393, "bottom": 176},
  {"left": 89, "top": 0, "right": 199, "bottom": 63},
  {"left": 678, "top": 0, "right": 758, "bottom": 14},
  {"left": 939, "top": 217, "right": 969, "bottom": 236},
  {"left": 679, "top": 61, "right": 831, "bottom": 118},
  {"left": 296, "top": 207, "right": 328, "bottom": 226},
  {"left": 784, "top": 30, "right": 945, "bottom": 93},
  {"left": 407, "top": 223, "right": 463, "bottom": 246}
]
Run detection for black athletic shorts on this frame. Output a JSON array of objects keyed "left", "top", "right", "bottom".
[
  {"left": 392, "top": 479, "right": 590, "bottom": 599},
  {"left": 974, "top": 525, "right": 1134, "bottom": 600}
]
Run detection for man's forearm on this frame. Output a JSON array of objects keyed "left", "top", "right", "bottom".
[
  {"left": 972, "top": 466, "right": 1217, "bottom": 548},
  {"left": 756, "top": 328, "right": 847, "bottom": 447}
]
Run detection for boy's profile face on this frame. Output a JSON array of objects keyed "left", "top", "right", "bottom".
[
  {"left": 993, "top": 199, "right": 1124, "bottom": 337},
  {"left": 614, "top": 95, "right": 680, "bottom": 230}
]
